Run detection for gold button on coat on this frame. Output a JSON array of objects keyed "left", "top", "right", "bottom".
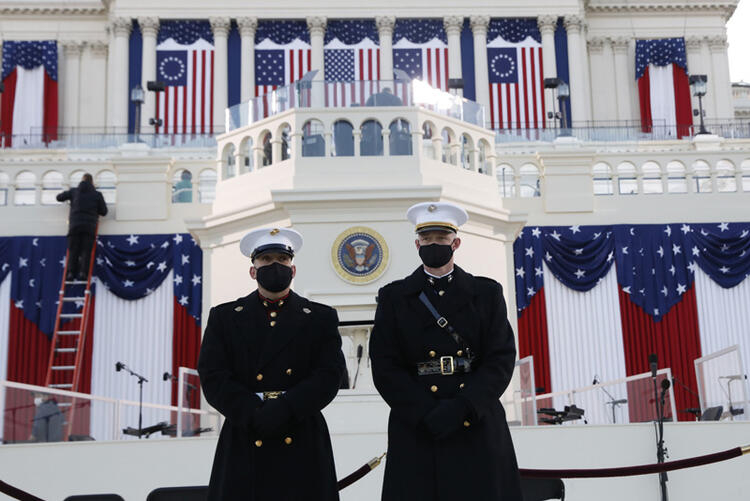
[
  {"left": 457, "top": 350, "right": 463, "bottom": 357},
  {"left": 270, "top": 320, "right": 276, "bottom": 327},
  {"left": 255, "top": 440, "right": 263, "bottom": 447},
  {"left": 284, "top": 437, "right": 293, "bottom": 445},
  {"left": 430, "top": 385, "right": 438, "bottom": 393},
  {"left": 256, "top": 373, "right": 263, "bottom": 381},
  {"left": 286, "top": 368, "right": 293, "bottom": 376},
  {"left": 463, "top": 420, "right": 471, "bottom": 428},
  {"left": 459, "top": 383, "right": 465, "bottom": 389},
  {"left": 270, "top": 311, "right": 277, "bottom": 318},
  {"left": 428, "top": 350, "right": 436, "bottom": 358},
  {"left": 438, "top": 290, "right": 445, "bottom": 296}
]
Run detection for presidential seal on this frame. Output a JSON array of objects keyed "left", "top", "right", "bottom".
[{"left": 331, "top": 227, "right": 389, "bottom": 284}]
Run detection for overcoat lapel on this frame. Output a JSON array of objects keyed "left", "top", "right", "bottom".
[{"left": 256, "top": 291, "right": 306, "bottom": 370}]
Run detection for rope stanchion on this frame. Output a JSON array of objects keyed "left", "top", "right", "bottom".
[
  {"left": 519, "top": 444, "right": 750, "bottom": 479},
  {"left": 337, "top": 452, "right": 386, "bottom": 491},
  {"left": 0, "top": 480, "right": 45, "bottom": 501}
]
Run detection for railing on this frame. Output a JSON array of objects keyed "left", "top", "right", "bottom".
[
  {"left": 226, "top": 79, "right": 486, "bottom": 131},
  {"left": 0, "top": 131, "right": 219, "bottom": 150},
  {"left": 0, "top": 379, "right": 221, "bottom": 444}
]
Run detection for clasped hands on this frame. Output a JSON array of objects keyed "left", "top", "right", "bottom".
[
  {"left": 422, "top": 398, "right": 471, "bottom": 440},
  {"left": 252, "top": 397, "right": 293, "bottom": 438}
]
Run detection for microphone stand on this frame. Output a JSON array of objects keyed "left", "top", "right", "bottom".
[
  {"left": 594, "top": 378, "right": 626, "bottom": 424},
  {"left": 653, "top": 374, "right": 668, "bottom": 501},
  {"left": 117, "top": 363, "right": 149, "bottom": 439}
]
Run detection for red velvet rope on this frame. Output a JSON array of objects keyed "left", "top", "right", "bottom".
[{"left": 519, "top": 446, "right": 744, "bottom": 478}]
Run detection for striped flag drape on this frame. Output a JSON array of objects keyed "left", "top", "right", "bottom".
[{"left": 324, "top": 38, "right": 381, "bottom": 107}]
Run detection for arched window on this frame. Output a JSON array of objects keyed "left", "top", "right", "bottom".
[
  {"left": 0, "top": 172, "right": 8, "bottom": 206},
  {"left": 96, "top": 170, "right": 117, "bottom": 204},
  {"left": 692, "top": 160, "right": 711, "bottom": 193},
  {"left": 332, "top": 120, "right": 354, "bottom": 157},
  {"left": 617, "top": 163, "right": 637, "bottom": 195},
  {"left": 172, "top": 169, "right": 193, "bottom": 203},
  {"left": 223, "top": 143, "right": 236, "bottom": 179},
  {"left": 279, "top": 124, "right": 291, "bottom": 161},
  {"left": 199, "top": 169, "right": 217, "bottom": 203},
  {"left": 389, "top": 118, "right": 412, "bottom": 156},
  {"left": 261, "top": 131, "right": 272, "bottom": 166},
  {"left": 592, "top": 163, "right": 613, "bottom": 195},
  {"left": 240, "top": 137, "right": 254, "bottom": 173},
  {"left": 497, "top": 164, "right": 515, "bottom": 197},
  {"left": 41, "top": 171, "right": 64, "bottom": 205},
  {"left": 716, "top": 160, "right": 736, "bottom": 193},
  {"left": 302, "top": 119, "right": 325, "bottom": 157},
  {"left": 519, "top": 164, "right": 541, "bottom": 198},
  {"left": 641, "top": 161, "right": 663, "bottom": 194},
  {"left": 478, "top": 140, "right": 492, "bottom": 175},
  {"left": 461, "top": 134, "right": 474, "bottom": 170},
  {"left": 441, "top": 128, "right": 456, "bottom": 165},
  {"left": 422, "top": 122, "right": 435, "bottom": 159},
  {"left": 14, "top": 171, "right": 36, "bottom": 205},
  {"left": 360, "top": 120, "right": 383, "bottom": 156},
  {"left": 666, "top": 161, "right": 687, "bottom": 194},
  {"left": 69, "top": 170, "right": 85, "bottom": 187},
  {"left": 742, "top": 159, "right": 750, "bottom": 192}
]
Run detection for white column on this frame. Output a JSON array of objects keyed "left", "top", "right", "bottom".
[
  {"left": 237, "top": 17, "right": 258, "bottom": 103},
  {"left": 376, "top": 16, "right": 396, "bottom": 82},
  {"left": 612, "top": 37, "right": 633, "bottom": 122},
  {"left": 109, "top": 18, "right": 131, "bottom": 131},
  {"left": 685, "top": 36, "right": 704, "bottom": 126},
  {"left": 307, "top": 17, "right": 326, "bottom": 79},
  {"left": 564, "top": 15, "right": 587, "bottom": 126},
  {"left": 697, "top": 37, "right": 717, "bottom": 120},
  {"left": 470, "top": 15, "right": 490, "bottom": 117},
  {"left": 80, "top": 41, "right": 109, "bottom": 128},
  {"left": 708, "top": 34, "right": 733, "bottom": 121},
  {"left": 211, "top": 17, "right": 231, "bottom": 133},
  {"left": 61, "top": 41, "right": 83, "bottom": 130},
  {"left": 588, "top": 37, "right": 616, "bottom": 122},
  {"left": 444, "top": 16, "right": 463, "bottom": 94},
  {"left": 138, "top": 17, "right": 159, "bottom": 134},
  {"left": 538, "top": 15, "right": 558, "bottom": 128}
]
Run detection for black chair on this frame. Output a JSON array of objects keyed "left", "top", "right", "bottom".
[
  {"left": 700, "top": 405, "right": 723, "bottom": 421},
  {"left": 64, "top": 495, "right": 124, "bottom": 501},
  {"left": 146, "top": 486, "right": 208, "bottom": 501},
  {"left": 520, "top": 477, "right": 565, "bottom": 501}
]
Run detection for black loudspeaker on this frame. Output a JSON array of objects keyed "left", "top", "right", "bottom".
[
  {"left": 146, "top": 486, "right": 208, "bottom": 501},
  {"left": 519, "top": 477, "right": 566, "bottom": 501},
  {"left": 64, "top": 495, "right": 125, "bottom": 501}
]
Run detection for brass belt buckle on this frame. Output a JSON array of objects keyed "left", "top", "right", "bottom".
[
  {"left": 440, "top": 356, "right": 455, "bottom": 375},
  {"left": 264, "top": 391, "right": 282, "bottom": 400}
]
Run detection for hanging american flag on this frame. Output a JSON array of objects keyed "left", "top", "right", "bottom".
[
  {"left": 324, "top": 39, "right": 381, "bottom": 107},
  {"left": 0, "top": 41, "right": 58, "bottom": 147},
  {"left": 486, "top": 19, "right": 545, "bottom": 130},
  {"left": 254, "top": 39, "right": 311, "bottom": 119},
  {"left": 393, "top": 42, "right": 449, "bottom": 91},
  {"left": 155, "top": 21, "right": 215, "bottom": 135}
]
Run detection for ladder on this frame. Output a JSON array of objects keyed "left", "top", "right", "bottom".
[{"left": 44, "top": 226, "right": 99, "bottom": 439}]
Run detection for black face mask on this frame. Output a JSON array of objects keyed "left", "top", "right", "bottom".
[
  {"left": 418, "top": 243, "right": 454, "bottom": 268},
  {"left": 256, "top": 262, "right": 293, "bottom": 293}
]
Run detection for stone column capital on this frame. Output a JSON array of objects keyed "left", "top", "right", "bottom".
[
  {"left": 137, "top": 17, "right": 160, "bottom": 38},
  {"left": 306, "top": 16, "right": 327, "bottom": 37},
  {"left": 612, "top": 36, "right": 630, "bottom": 53},
  {"left": 376, "top": 16, "right": 396, "bottom": 35},
  {"left": 210, "top": 17, "right": 232, "bottom": 37},
  {"left": 469, "top": 15, "right": 490, "bottom": 36},
  {"left": 685, "top": 35, "right": 704, "bottom": 50},
  {"left": 587, "top": 36, "right": 605, "bottom": 53},
  {"left": 537, "top": 15, "right": 558, "bottom": 35},
  {"left": 563, "top": 15, "right": 584, "bottom": 34},
  {"left": 88, "top": 41, "right": 109, "bottom": 56},
  {"left": 443, "top": 16, "right": 464, "bottom": 36},
  {"left": 707, "top": 34, "right": 728, "bottom": 50},
  {"left": 61, "top": 40, "right": 84, "bottom": 55},
  {"left": 237, "top": 17, "right": 258, "bottom": 37},
  {"left": 110, "top": 17, "right": 132, "bottom": 37}
]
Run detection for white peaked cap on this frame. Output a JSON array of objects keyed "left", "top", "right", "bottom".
[
  {"left": 239, "top": 227, "right": 303, "bottom": 259},
  {"left": 406, "top": 202, "right": 469, "bottom": 233}
]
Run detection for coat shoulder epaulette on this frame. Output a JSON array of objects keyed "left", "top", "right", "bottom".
[
  {"left": 376, "top": 278, "right": 407, "bottom": 301},
  {"left": 474, "top": 275, "right": 503, "bottom": 294},
  {"left": 211, "top": 297, "right": 247, "bottom": 314},
  {"left": 306, "top": 299, "right": 335, "bottom": 315}
]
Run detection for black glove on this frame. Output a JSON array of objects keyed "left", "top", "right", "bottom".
[
  {"left": 422, "top": 398, "right": 469, "bottom": 440},
  {"left": 253, "top": 397, "right": 293, "bottom": 438}
]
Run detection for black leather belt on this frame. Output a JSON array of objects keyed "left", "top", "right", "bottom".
[
  {"left": 256, "top": 391, "right": 285, "bottom": 400},
  {"left": 417, "top": 356, "right": 474, "bottom": 376}
]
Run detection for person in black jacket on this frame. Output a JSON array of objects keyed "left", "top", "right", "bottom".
[
  {"left": 198, "top": 227, "right": 345, "bottom": 501},
  {"left": 369, "top": 201, "right": 522, "bottom": 501},
  {"left": 56, "top": 173, "right": 107, "bottom": 281}
]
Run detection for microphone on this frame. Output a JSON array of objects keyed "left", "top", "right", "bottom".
[
  {"left": 649, "top": 353, "right": 658, "bottom": 378},
  {"left": 592, "top": 374, "right": 599, "bottom": 385},
  {"left": 661, "top": 378, "right": 671, "bottom": 391},
  {"left": 115, "top": 362, "right": 124, "bottom": 372},
  {"left": 611, "top": 399, "right": 628, "bottom": 405},
  {"left": 163, "top": 372, "right": 173, "bottom": 382},
  {"left": 356, "top": 345, "right": 363, "bottom": 361}
]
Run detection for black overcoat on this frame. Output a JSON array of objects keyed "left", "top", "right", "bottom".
[
  {"left": 370, "top": 265, "right": 522, "bottom": 501},
  {"left": 55, "top": 181, "right": 108, "bottom": 234},
  {"left": 198, "top": 290, "right": 345, "bottom": 501}
]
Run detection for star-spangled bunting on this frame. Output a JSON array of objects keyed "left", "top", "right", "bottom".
[
  {"left": 635, "top": 38, "right": 687, "bottom": 80},
  {"left": 487, "top": 18, "right": 541, "bottom": 44},
  {"left": 1, "top": 40, "right": 57, "bottom": 81},
  {"left": 514, "top": 223, "right": 750, "bottom": 321},
  {"left": 157, "top": 20, "right": 213, "bottom": 45},
  {"left": 255, "top": 20, "right": 310, "bottom": 44},
  {"left": 0, "top": 234, "right": 202, "bottom": 337},
  {"left": 325, "top": 19, "right": 378, "bottom": 45},
  {"left": 393, "top": 19, "right": 447, "bottom": 44}
]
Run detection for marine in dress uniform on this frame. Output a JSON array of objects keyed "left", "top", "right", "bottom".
[
  {"left": 369, "top": 202, "right": 522, "bottom": 501},
  {"left": 198, "top": 228, "right": 345, "bottom": 501}
]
